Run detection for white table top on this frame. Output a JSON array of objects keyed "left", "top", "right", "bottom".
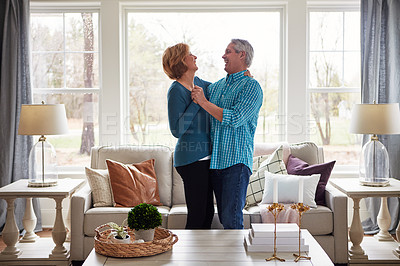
[
  {"left": 329, "top": 178, "right": 400, "bottom": 198},
  {"left": 0, "top": 179, "right": 86, "bottom": 198},
  {"left": 84, "top": 229, "right": 333, "bottom": 266}
]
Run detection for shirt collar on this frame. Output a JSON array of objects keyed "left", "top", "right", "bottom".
[{"left": 225, "top": 70, "right": 247, "bottom": 83}]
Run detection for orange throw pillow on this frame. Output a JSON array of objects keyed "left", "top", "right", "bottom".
[{"left": 106, "top": 159, "right": 162, "bottom": 207}]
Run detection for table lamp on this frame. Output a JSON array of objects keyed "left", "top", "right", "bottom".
[
  {"left": 349, "top": 102, "right": 400, "bottom": 186},
  {"left": 18, "top": 102, "right": 69, "bottom": 187}
]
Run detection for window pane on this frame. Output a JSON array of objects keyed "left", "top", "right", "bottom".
[
  {"left": 31, "top": 53, "right": 64, "bottom": 88},
  {"left": 309, "top": 12, "right": 343, "bottom": 51},
  {"left": 309, "top": 52, "right": 343, "bottom": 87},
  {"left": 127, "top": 11, "right": 281, "bottom": 145},
  {"left": 309, "top": 92, "right": 361, "bottom": 165},
  {"left": 344, "top": 12, "right": 360, "bottom": 51},
  {"left": 66, "top": 53, "right": 99, "bottom": 88},
  {"left": 31, "top": 13, "right": 63, "bottom": 51},
  {"left": 65, "top": 13, "right": 99, "bottom": 51},
  {"left": 33, "top": 93, "right": 99, "bottom": 166}
]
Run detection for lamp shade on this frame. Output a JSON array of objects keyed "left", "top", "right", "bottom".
[
  {"left": 18, "top": 104, "right": 69, "bottom": 135},
  {"left": 349, "top": 103, "right": 400, "bottom": 135}
]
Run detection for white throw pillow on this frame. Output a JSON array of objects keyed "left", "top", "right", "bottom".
[
  {"left": 260, "top": 171, "right": 320, "bottom": 208},
  {"left": 246, "top": 145, "right": 288, "bottom": 207},
  {"left": 85, "top": 167, "right": 114, "bottom": 207}
]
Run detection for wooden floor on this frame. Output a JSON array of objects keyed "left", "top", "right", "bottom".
[{"left": 0, "top": 228, "right": 52, "bottom": 252}]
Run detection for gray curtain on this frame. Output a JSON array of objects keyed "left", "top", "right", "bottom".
[
  {"left": 361, "top": 0, "right": 400, "bottom": 234},
  {"left": 0, "top": 0, "right": 42, "bottom": 232}
]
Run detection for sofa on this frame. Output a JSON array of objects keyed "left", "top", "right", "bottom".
[{"left": 70, "top": 142, "right": 348, "bottom": 263}]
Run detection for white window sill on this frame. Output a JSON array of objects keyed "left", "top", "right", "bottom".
[
  {"left": 58, "top": 166, "right": 86, "bottom": 179},
  {"left": 330, "top": 165, "right": 358, "bottom": 178},
  {"left": 330, "top": 170, "right": 358, "bottom": 178}
]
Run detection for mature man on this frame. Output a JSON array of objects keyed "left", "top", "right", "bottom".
[{"left": 191, "top": 39, "right": 263, "bottom": 229}]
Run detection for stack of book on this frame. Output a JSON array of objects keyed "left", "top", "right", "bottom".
[{"left": 244, "top": 223, "right": 309, "bottom": 252}]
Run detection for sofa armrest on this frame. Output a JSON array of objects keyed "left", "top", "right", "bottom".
[
  {"left": 325, "top": 183, "right": 348, "bottom": 264},
  {"left": 71, "top": 183, "right": 92, "bottom": 261}
]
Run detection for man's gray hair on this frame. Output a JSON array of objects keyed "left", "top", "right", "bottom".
[{"left": 231, "top": 39, "right": 254, "bottom": 67}]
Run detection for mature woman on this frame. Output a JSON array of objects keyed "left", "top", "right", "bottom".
[{"left": 162, "top": 43, "right": 214, "bottom": 229}]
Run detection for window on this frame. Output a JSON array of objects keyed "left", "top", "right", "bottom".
[
  {"left": 126, "top": 11, "right": 282, "bottom": 146},
  {"left": 308, "top": 10, "right": 361, "bottom": 165},
  {"left": 30, "top": 11, "right": 100, "bottom": 167},
  {"left": 29, "top": 0, "right": 361, "bottom": 174}
]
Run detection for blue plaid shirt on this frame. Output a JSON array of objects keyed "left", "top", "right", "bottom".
[{"left": 207, "top": 70, "right": 263, "bottom": 172}]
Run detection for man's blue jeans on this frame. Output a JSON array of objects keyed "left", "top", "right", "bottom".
[{"left": 211, "top": 163, "right": 251, "bottom": 229}]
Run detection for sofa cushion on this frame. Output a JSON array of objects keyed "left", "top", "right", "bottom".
[
  {"left": 83, "top": 206, "right": 170, "bottom": 237},
  {"left": 167, "top": 204, "right": 251, "bottom": 229},
  {"left": 254, "top": 142, "right": 290, "bottom": 165},
  {"left": 90, "top": 145, "right": 173, "bottom": 207},
  {"left": 287, "top": 155, "right": 336, "bottom": 206},
  {"left": 168, "top": 204, "right": 224, "bottom": 229},
  {"left": 106, "top": 159, "right": 162, "bottom": 207},
  {"left": 289, "top": 142, "right": 322, "bottom": 165},
  {"left": 172, "top": 165, "right": 186, "bottom": 205},
  {"left": 85, "top": 167, "right": 113, "bottom": 207},
  {"left": 248, "top": 204, "right": 333, "bottom": 235}
]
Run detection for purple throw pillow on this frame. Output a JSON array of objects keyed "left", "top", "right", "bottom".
[{"left": 287, "top": 154, "right": 335, "bottom": 206}]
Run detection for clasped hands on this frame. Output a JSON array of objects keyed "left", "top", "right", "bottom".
[
  {"left": 191, "top": 70, "right": 253, "bottom": 105},
  {"left": 191, "top": 85, "right": 206, "bottom": 105}
]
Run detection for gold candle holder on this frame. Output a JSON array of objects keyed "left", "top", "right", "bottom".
[
  {"left": 265, "top": 203, "right": 285, "bottom": 262},
  {"left": 290, "top": 203, "right": 311, "bottom": 262}
]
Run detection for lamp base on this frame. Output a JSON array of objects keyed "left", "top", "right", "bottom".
[
  {"left": 28, "top": 180, "right": 58, "bottom": 187},
  {"left": 359, "top": 179, "right": 389, "bottom": 187},
  {"left": 359, "top": 137, "right": 390, "bottom": 187},
  {"left": 28, "top": 137, "right": 58, "bottom": 188}
]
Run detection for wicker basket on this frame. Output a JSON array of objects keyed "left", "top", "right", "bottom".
[{"left": 94, "top": 224, "right": 178, "bottom": 258}]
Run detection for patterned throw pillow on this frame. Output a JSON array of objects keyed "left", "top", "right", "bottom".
[
  {"left": 245, "top": 155, "right": 270, "bottom": 207},
  {"left": 246, "top": 145, "right": 288, "bottom": 207}
]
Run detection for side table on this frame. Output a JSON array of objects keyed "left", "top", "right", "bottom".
[
  {"left": 329, "top": 178, "right": 400, "bottom": 263},
  {"left": 0, "top": 178, "right": 85, "bottom": 264}
]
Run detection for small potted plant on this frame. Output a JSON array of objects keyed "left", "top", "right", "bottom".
[
  {"left": 106, "top": 220, "right": 130, "bottom": 244},
  {"left": 128, "top": 203, "right": 162, "bottom": 242}
]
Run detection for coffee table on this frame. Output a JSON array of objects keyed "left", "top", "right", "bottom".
[{"left": 83, "top": 229, "right": 333, "bottom": 265}]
